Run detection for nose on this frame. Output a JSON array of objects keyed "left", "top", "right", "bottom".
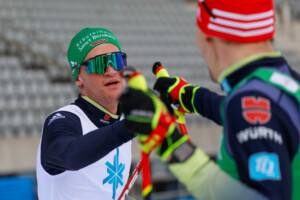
[{"left": 104, "top": 64, "right": 117, "bottom": 76}]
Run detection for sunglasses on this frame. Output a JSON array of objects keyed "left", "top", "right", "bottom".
[
  {"left": 199, "top": 0, "right": 216, "bottom": 19},
  {"left": 72, "top": 52, "right": 127, "bottom": 74}
]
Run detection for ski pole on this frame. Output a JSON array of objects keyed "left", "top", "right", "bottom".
[
  {"left": 118, "top": 158, "right": 144, "bottom": 200},
  {"left": 118, "top": 69, "right": 152, "bottom": 200},
  {"left": 152, "top": 62, "right": 190, "bottom": 141}
]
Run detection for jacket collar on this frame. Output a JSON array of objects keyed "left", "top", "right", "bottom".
[
  {"left": 73, "top": 95, "right": 120, "bottom": 127},
  {"left": 218, "top": 52, "right": 284, "bottom": 94},
  {"left": 81, "top": 96, "right": 119, "bottom": 119}
]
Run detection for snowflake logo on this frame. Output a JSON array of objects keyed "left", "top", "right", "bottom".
[{"left": 103, "top": 148, "right": 125, "bottom": 199}]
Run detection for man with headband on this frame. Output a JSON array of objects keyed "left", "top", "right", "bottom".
[
  {"left": 36, "top": 28, "right": 134, "bottom": 200},
  {"left": 119, "top": 0, "right": 300, "bottom": 199}
]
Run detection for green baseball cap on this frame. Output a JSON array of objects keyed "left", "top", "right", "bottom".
[{"left": 67, "top": 27, "right": 122, "bottom": 81}]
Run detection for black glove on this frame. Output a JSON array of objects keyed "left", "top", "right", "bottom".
[
  {"left": 154, "top": 77, "right": 201, "bottom": 113},
  {"left": 119, "top": 87, "right": 189, "bottom": 160}
]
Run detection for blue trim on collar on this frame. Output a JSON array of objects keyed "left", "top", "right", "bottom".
[{"left": 221, "top": 78, "right": 231, "bottom": 94}]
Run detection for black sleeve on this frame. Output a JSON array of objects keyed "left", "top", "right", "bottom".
[
  {"left": 226, "top": 91, "right": 296, "bottom": 200},
  {"left": 193, "top": 87, "right": 224, "bottom": 125},
  {"left": 40, "top": 111, "right": 135, "bottom": 174}
]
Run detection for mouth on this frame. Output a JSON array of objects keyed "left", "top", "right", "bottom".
[{"left": 105, "top": 80, "right": 120, "bottom": 86}]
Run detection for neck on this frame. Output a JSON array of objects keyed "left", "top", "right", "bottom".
[
  {"left": 215, "top": 40, "right": 274, "bottom": 80},
  {"left": 82, "top": 96, "right": 119, "bottom": 115},
  {"left": 102, "top": 103, "right": 118, "bottom": 114}
]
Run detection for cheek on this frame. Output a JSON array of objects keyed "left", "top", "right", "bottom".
[
  {"left": 118, "top": 71, "right": 126, "bottom": 88},
  {"left": 198, "top": 42, "right": 209, "bottom": 63},
  {"left": 121, "top": 77, "right": 126, "bottom": 87},
  {"left": 196, "top": 31, "right": 206, "bottom": 56},
  {"left": 119, "top": 69, "right": 125, "bottom": 77},
  {"left": 198, "top": 37, "right": 212, "bottom": 64}
]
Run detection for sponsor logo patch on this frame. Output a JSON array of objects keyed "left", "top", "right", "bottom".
[
  {"left": 100, "top": 119, "right": 110, "bottom": 124},
  {"left": 91, "top": 39, "right": 107, "bottom": 46},
  {"left": 249, "top": 152, "right": 281, "bottom": 181},
  {"left": 104, "top": 114, "right": 111, "bottom": 121},
  {"left": 242, "top": 96, "right": 271, "bottom": 124},
  {"left": 48, "top": 113, "right": 65, "bottom": 125},
  {"left": 270, "top": 72, "right": 299, "bottom": 93},
  {"left": 103, "top": 148, "right": 125, "bottom": 200},
  {"left": 236, "top": 126, "right": 282, "bottom": 145},
  {"left": 100, "top": 114, "right": 111, "bottom": 124},
  {"left": 70, "top": 61, "right": 78, "bottom": 73}
]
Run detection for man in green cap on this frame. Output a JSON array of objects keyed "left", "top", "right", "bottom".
[{"left": 36, "top": 27, "right": 135, "bottom": 200}]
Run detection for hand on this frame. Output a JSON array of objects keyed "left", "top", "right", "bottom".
[
  {"left": 154, "top": 77, "right": 200, "bottom": 113},
  {"left": 119, "top": 88, "right": 189, "bottom": 160}
]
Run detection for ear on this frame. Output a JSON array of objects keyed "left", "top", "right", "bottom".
[
  {"left": 205, "top": 35, "right": 213, "bottom": 43},
  {"left": 75, "top": 72, "right": 83, "bottom": 87}
]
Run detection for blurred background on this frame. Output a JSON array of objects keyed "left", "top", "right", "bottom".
[{"left": 0, "top": 0, "right": 300, "bottom": 199}]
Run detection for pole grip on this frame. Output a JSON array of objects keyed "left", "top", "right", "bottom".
[{"left": 152, "top": 62, "right": 190, "bottom": 142}]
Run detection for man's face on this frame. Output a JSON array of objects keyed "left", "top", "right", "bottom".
[
  {"left": 76, "top": 43, "right": 126, "bottom": 106},
  {"left": 196, "top": 28, "right": 218, "bottom": 82}
]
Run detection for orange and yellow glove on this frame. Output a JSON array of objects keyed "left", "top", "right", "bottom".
[{"left": 154, "top": 76, "right": 201, "bottom": 114}]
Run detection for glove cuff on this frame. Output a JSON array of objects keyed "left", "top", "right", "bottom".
[
  {"left": 158, "top": 127, "right": 190, "bottom": 162},
  {"left": 169, "top": 141, "right": 196, "bottom": 163},
  {"left": 179, "top": 85, "right": 201, "bottom": 113}
]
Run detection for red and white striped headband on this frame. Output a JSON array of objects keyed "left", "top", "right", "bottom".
[{"left": 196, "top": 0, "right": 275, "bottom": 43}]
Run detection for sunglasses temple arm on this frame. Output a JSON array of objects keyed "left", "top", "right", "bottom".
[{"left": 201, "top": 1, "right": 216, "bottom": 19}]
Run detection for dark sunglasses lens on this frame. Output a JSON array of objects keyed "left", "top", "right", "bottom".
[
  {"left": 92, "top": 56, "right": 106, "bottom": 74},
  {"left": 86, "top": 52, "right": 127, "bottom": 74},
  {"left": 116, "top": 53, "right": 126, "bottom": 70},
  {"left": 85, "top": 61, "right": 92, "bottom": 74},
  {"left": 201, "top": 1, "right": 215, "bottom": 18}
]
